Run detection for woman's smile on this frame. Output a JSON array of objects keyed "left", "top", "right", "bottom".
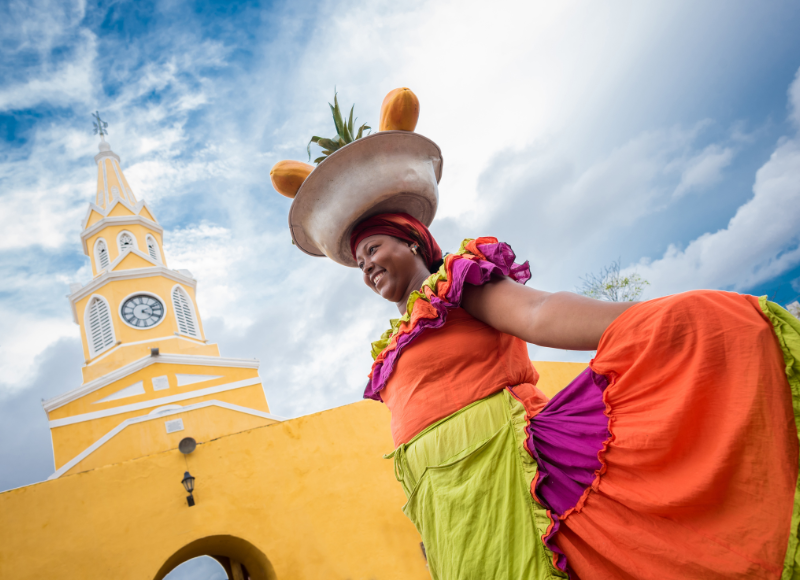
[{"left": 355, "top": 234, "right": 432, "bottom": 312}]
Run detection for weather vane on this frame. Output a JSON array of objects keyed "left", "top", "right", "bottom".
[{"left": 92, "top": 111, "right": 108, "bottom": 137}]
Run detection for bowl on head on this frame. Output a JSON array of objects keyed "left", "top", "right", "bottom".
[{"left": 288, "top": 131, "right": 443, "bottom": 268}]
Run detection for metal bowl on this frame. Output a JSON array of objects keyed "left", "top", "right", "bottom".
[{"left": 288, "top": 131, "right": 443, "bottom": 267}]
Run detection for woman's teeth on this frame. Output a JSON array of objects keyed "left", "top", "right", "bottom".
[{"left": 374, "top": 272, "right": 384, "bottom": 286}]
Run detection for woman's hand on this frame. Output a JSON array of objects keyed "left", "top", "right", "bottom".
[{"left": 461, "top": 277, "right": 638, "bottom": 350}]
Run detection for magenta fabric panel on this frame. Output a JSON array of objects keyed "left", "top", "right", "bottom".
[
  {"left": 525, "top": 367, "right": 609, "bottom": 573},
  {"left": 528, "top": 367, "right": 610, "bottom": 515}
]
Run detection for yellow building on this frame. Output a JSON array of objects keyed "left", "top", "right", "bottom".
[
  {"left": 0, "top": 130, "right": 585, "bottom": 580},
  {"left": 45, "top": 133, "right": 281, "bottom": 479}
]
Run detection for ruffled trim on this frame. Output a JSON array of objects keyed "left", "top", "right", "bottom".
[
  {"left": 531, "top": 369, "right": 616, "bottom": 576},
  {"left": 363, "top": 237, "right": 531, "bottom": 400},
  {"left": 526, "top": 369, "right": 612, "bottom": 575}
]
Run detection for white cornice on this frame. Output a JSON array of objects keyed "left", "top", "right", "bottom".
[
  {"left": 85, "top": 335, "right": 211, "bottom": 367},
  {"left": 48, "top": 377, "right": 266, "bottom": 427},
  {"left": 81, "top": 198, "right": 154, "bottom": 231},
  {"left": 81, "top": 213, "right": 162, "bottom": 255},
  {"left": 42, "top": 354, "right": 260, "bottom": 412},
  {"left": 67, "top": 266, "right": 196, "bottom": 324},
  {"left": 49, "top": 399, "right": 284, "bottom": 479}
]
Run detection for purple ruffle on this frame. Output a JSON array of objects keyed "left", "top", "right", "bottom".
[
  {"left": 526, "top": 367, "right": 610, "bottom": 573},
  {"left": 363, "top": 241, "right": 531, "bottom": 400}
]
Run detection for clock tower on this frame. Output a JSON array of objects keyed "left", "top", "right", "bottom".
[{"left": 42, "top": 118, "right": 281, "bottom": 478}]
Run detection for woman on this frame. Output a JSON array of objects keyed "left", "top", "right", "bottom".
[
  {"left": 351, "top": 214, "right": 800, "bottom": 580},
  {"left": 282, "top": 130, "right": 800, "bottom": 579}
]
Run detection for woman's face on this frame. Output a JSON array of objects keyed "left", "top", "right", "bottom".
[{"left": 356, "top": 234, "right": 425, "bottom": 303}]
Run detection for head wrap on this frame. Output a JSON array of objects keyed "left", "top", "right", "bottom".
[{"left": 350, "top": 213, "right": 442, "bottom": 270}]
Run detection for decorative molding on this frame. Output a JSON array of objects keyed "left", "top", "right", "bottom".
[
  {"left": 80, "top": 199, "right": 159, "bottom": 232},
  {"left": 81, "top": 214, "right": 162, "bottom": 254},
  {"left": 100, "top": 154, "right": 110, "bottom": 207},
  {"left": 43, "top": 354, "right": 260, "bottom": 412},
  {"left": 109, "top": 156, "right": 137, "bottom": 204},
  {"left": 48, "top": 377, "right": 264, "bottom": 426},
  {"left": 49, "top": 399, "right": 284, "bottom": 479},
  {"left": 84, "top": 334, "right": 211, "bottom": 367},
  {"left": 94, "top": 381, "right": 145, "bottom": 404},
  {"left": 67, "top": 266, "right": 196, "bottom": 324},
  {"left": 108, "top": 247, "right": 160, "bottom": 271}
]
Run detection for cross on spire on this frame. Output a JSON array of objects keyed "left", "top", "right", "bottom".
[{"left": 92, "top": 111, "right": 108, "bottom": 138}]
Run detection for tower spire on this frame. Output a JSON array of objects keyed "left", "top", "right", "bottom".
[{"left": 91, "top": 112, "right": 137, "bottom": 209}]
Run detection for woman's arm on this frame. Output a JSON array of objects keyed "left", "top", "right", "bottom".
[{"left": 461, "top": 277, "right": 637, "bottom": 350}]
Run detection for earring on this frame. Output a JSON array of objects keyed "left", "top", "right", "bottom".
[{"left": 410, "top": 245, "right": 418, "bottom": 255}]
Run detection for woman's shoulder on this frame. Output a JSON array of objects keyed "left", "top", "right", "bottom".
[{"left": 364, "top": 237, "right": 531, "bottom": 400}]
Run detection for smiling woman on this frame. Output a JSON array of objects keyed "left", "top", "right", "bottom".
[
  {"left": 352, "top": 213, "right": 442, "bottom": 310},
  {"left": 274, "top": 92, "right": 800, "bottom": 580}
]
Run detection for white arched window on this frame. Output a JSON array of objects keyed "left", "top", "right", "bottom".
[
  {"left": 117, "top": 231, "right": 136, "bottom": 254},
  {"left": 86, "top": 296, "right": 116, "bottom": 357},
  {"left": 146, "top": 235, "right": 161, "bottom": 262},
  {"left": 94, "top": 238, "right": 110, "bottom": 271},
  {"left": 172, "top": 286, "right": 199, "bottom": 338}
]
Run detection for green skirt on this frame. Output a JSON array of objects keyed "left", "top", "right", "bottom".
[{"left": 387, "top": 389, "right": 567, "bottom": 580}]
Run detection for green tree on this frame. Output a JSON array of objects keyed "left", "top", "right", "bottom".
[{"left": 578, "top": 259, "right": 649, "bottom": 302}]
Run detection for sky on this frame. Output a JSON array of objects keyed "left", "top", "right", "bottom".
[{"left": 1, "top": 0, "right": 800, "bottom": 508}]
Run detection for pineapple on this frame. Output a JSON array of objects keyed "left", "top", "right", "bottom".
[{"left": 307, "top": 91, "right": 371, "bottom": 164}]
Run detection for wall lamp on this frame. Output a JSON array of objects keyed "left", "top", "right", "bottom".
[
  {"left": 182, "top": 471, "right": 196, "bottom": 507},
  {"left": 179, "top": 437, "right": 197, "bottom": 507}
]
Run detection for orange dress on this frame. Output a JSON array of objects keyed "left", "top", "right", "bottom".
[
  {"left": 555, "top": 291, "right": 799, "bottom": 579},
  {"left": 381, "top": 307, "right": 548, "bottom": 446},
  {"left": 368, "top": 237, "right": 800, "bottom": 579}
]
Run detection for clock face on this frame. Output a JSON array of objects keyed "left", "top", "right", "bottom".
[{"left": 121, "top": 295, "right": 164, "bottom": 328}]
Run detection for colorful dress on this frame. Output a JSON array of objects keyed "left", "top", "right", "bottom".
[{"left": 367, "top": 238, "right": 800, "bottom": 580}]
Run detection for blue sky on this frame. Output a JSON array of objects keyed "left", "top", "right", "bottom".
[{"left": 1, "top": 0, "right": 800, "bottom": 501}]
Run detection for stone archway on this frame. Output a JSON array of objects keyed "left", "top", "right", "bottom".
[{"left": 153, "top": 535, "right": 277, "bottom": 580}]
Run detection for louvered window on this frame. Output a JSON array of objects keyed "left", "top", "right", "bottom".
[
  {"left": 87, "top": 297, "right": 115, "bottom": 356},
  {"left": 95, "top": 239, "right": 110, "bottom": 270},
  {"left": 147, "top": 235, "right": 160, "bottom": 262},
  {"left": 119, "top": 233, "right": 134, "bottom": 252},
  {"left": 172, "top": 286, "right": 198, "bottom": 337}
]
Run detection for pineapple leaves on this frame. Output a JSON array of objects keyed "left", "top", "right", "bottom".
[
  {"left": 355, "top": 123, "right": 371, "bottom": 140},
  {"left": 307, "top": 136, "right": 324, "bottom": 161},
  {"left": 308, "top": 90, "right": 372, "bottom": 165}
]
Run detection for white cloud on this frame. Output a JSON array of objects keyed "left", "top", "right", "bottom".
[
  {"left": 0, "top": 28, "right": 97, "bottom": 111},
  {"left": 790, "top": 66, "right": 800, "bottom": 127},
  {"left": 633, "top": 130, "right": 800, "bottom": 296},
  {"left": 0, "top": 0, "right": 86, "bottom": 56},
  {"left": 630, "top": 68, "right": 800, "bottom": 296},
  {"left": 673, "top": 144, "right": 734, "bottom": 198},
  {"left": 3, "top": 0, "right": 800, "bottom": 487}
]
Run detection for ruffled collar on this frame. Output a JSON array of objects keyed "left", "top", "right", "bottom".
[{"left": 364, "top": 237, "right": 531, "bottom": 400}]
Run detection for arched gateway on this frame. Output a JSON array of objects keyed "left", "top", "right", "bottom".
[{"left": 154, "top": 535, "right": 276, "bottom": 580}]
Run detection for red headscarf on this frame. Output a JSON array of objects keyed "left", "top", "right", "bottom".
[{"left": 350, "top": 213, "right": 442, "bottom": 270}]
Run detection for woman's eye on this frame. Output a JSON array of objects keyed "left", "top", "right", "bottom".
[{"left": 369, "top": 246, "right": 376, "bottom": 255}]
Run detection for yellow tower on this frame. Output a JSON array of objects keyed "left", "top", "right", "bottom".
[{"left": 42, "top": 123, "right": 281, "bottom": 479}]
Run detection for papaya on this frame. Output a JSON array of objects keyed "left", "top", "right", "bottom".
[
  {"left": 270, "top": 160, "right": 314, "bottom": 199},
  {"left": 378, "top": 87, "right": 419, "bottom": 132}
]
